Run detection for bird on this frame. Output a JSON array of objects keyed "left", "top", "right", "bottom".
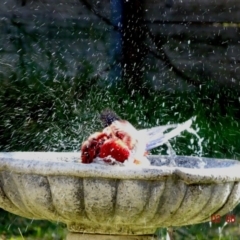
[{"left": 80, "top": 109, "right": 150, "bottom": 165}]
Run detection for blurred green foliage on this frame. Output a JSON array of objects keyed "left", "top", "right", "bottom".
[
  {"left": 0, "top": 58, "right": 240, "bottom": 239},
  {"left": 0, "top": 209, "right": 66, "bottom": 239}
]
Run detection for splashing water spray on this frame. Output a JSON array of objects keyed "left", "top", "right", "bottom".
[
  {"left": 81, "top": 109, "right": 204, "bottom": 167},
  {"left": 141, "top": 116, "right": 204, "bottom": 157}
]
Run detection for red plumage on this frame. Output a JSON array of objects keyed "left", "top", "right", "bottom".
[
  {"left": 81, "top": 132, "right": 109, "bottom": 163},
  {"left": 99, "top": 139, "right": 130, "bottom": 163},
  {"left": 80, "top": 109, "right": 149, "bottom": 165}
]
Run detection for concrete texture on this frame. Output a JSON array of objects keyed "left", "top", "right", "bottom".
[
  {"left": 66, "top": 233, "right": 157, "bottom": 240},
  {"left": 0, "top": 152, "right": 240, "bottom": 235}
]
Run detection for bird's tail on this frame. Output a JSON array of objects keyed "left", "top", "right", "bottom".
[{"left": 139, "top": 118, "right": 194, "bottom": 150}]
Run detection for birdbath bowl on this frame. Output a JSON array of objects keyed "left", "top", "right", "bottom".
[{"left": 1, "top": 152, "right": 240, "bottom": 239}]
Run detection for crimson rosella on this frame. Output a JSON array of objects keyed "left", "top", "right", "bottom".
[
  {"left": 80, "top": 109, "right": 194, "bottom": 165},
  {"left": 80, "top": 109, "right": 149, "bottom": 165}
]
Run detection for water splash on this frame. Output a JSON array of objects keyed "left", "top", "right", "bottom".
[
  {"left": 165, "top": 141, "right": 176, "bottom": 156},
  {"left": 142, "top": 116, "right": 204, "bottom": 157},
  {"left": 186, "top": 127, "right": 204, "bottom": 157}
]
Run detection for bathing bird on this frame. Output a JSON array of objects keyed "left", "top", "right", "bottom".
[
  {"left": 80, "top": 109, "right": 149, "bottom": 165},
  {"left": 81, "top": 109, "right": 194, "bottom": 166}
]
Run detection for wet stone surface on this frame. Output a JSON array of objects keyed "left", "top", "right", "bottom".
[{"left": 0, "top": 152, "right": 240, "bottom": 234}]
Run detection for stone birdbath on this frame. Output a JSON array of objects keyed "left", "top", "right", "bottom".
[{"left": 1, "top": 152, "right": 240, "bottom": 240}]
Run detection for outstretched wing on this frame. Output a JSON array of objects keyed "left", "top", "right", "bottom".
[{"left": 140, "top": 118, "right": 194, "bottom": 150}]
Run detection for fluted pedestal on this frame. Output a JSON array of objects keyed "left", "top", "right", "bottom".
[{"left": 66, "top": 233, "right": 157, "bottom": 240}]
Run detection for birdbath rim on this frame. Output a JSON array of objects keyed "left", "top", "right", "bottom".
[
  {"left": 1, "top": 151, "right": 240, "bottom": 235},
  {"left": 0, "top": 152, "right": 240, "bottom": 184}
]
